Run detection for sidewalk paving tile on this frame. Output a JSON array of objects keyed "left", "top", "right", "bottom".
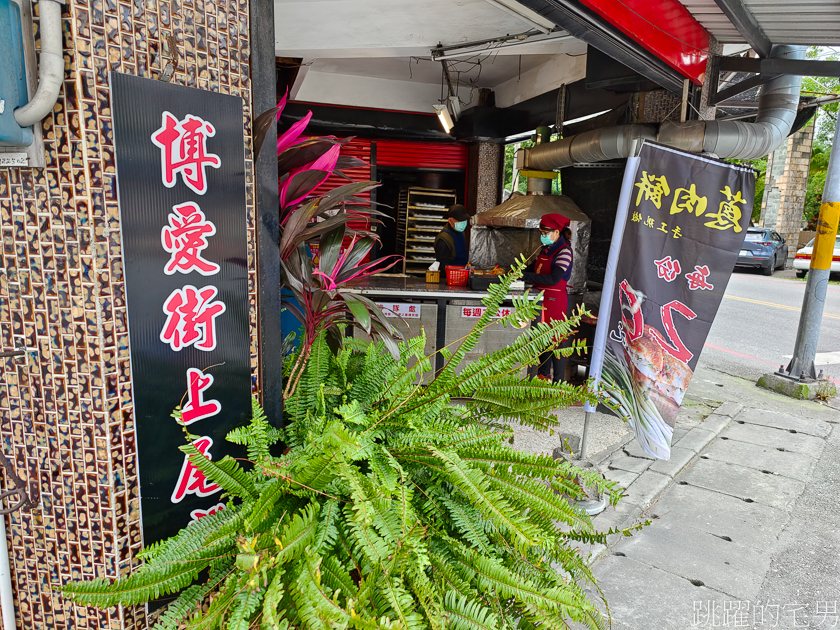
[
  {"left": 701, "top": 438, "right": 817, "bottom": 482},
  {"left": 650, "top": 446, "right": 695, "bottom": 478},
  {"left": 697, "top": 413, "right": 731, "bottom": 435},
  {"left": 587, "top": 556, "right": 728, "bottom": 630},
  {"left": 734, "top": 407, "right": 831, "bottom": 438},
  {"left": 622, "top": 440, "right": 657, "bottom": 460},
  {"left": 608, "top": 455, "right": 652, "bottom": 474},
  {"left": 647, "top": 484, "right": 790, "bottom": 553},
  {"left": 720, "top": 423, "right": 825, "bottom": 456},
  {"left": 674, "top": 427, "right": 716, "bottom": 454},
  {"left": 715, "top": 401, "right": 745, "bottom": 417},
  {"left": 622, "top": 471, "right": 671, "bottom": 510},
  {"left": 603, "top": 468, "right": 639, "bottom": 490},
  {"left": 612, "top": 520, "right": 771, "bottom": 601},
  {"left": 678, "top": 459, "right": 806, "bottom": 510}
]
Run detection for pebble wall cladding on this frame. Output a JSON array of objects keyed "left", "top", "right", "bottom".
[{"left": 0, "top": 0, "right": 258, "bottom": 626}]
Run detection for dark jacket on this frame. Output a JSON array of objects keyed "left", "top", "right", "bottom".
[
  {"left": 434, "top": 227, "right": 468, "bottom": 266},
  {"left": 523, "top": 238, "right": 573, "bottom": 286}
]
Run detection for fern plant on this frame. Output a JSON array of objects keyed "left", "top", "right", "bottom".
[{"left": 63, "top": 259, "right": 634, "bottom": 629}]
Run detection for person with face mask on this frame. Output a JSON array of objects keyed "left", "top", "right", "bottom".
[
  {"left": 522, "top": 213, "right": 573, "bottom": 383},
  {"left": 434, "top": 204, "right": 470, "bottom": 267}
]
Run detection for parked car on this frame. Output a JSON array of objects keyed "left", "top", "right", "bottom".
[
  {"left": 736, "top": 228, "right": 789, "bottom": 276},
  {"left": 792, "top": 234, "right": 840, "bottom": 278}
]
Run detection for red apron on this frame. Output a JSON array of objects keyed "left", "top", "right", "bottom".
[{"left": 534, "top": 247, "right": 569, "bottom": 323}]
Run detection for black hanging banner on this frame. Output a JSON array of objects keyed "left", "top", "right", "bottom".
[
  {"left": 591, "top": 142, "right": 755, "bottom": 460},
  {"left": 110, "top": 73, "right": 252, "bottom": 545}
]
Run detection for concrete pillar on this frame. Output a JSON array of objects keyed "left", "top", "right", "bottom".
[
  {"left": 467, "top": 142, "right": 503, "bottom": 216},
  {"left": 760, "top": 120, "right": 815, "bottom": 258}
]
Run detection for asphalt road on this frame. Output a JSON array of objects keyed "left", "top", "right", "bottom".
[{"left": 701, "top": 267, "right": 840, "bottom": 384}]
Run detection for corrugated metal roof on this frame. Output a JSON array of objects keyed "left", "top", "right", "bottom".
[{"left": 679, "top": 0, "right": 840, "bottom": 46}]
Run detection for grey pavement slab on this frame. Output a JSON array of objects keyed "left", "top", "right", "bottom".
[
  {"left": 622, "top": 471, "right": 671, "bottom": 511},
  {"left": 679, "top": 459, "right": 806, "bottom": 510},
  {"left": 715, "top": 401, "right": 744, "bottom": 417},
  {"left": 735, "top": 407, "right": 832, "bottom": 438},
  {"left": 674, "top": 427, "right": 716, "bottom": 454},
  {"left": 622, "top": 440, "right": 656, "bottom": 460},
  {"left": 587, "top": 555, "right": 726, "bottom": 630},
  {"left": 700, "top": 437, "right": 817, "bottom": 482},
  {"left": 608, "top": 455, "right": 652, "bottom": 474},
  {"left": 720, "top": 422, "right": 826, "bottom": 456},
  {"left": 602, "top": 467, "right": 639, "bottom": 491},
  {"left": 697, "top": 413, "right": 731, "bottom": 435},
  {"left": 612, "top": 520, "right": 771, "bottom": 600},
  {"left": 650, "top": 446, "right": 695, "bottom": 478},
  {"left": 648, "top": 484, "right": 789, "bottom": 553}
]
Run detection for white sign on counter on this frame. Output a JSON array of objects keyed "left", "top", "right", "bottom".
[
  {"left": 375, "top": 302, "right": 420, "bottom": 319},
  {"left": 460, "top": 306, "right": 515, "bottom": 319}
]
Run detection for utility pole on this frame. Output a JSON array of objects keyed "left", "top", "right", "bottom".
[{"left": 782, "top": 119, "right": 840, "bottom": 381}]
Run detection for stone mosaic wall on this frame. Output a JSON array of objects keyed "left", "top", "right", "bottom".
[
  {"left": 0, "top": 0, "right": 257, "bottom": 626},
  {"left": 760, "top": 120, "right": 815, "bottom": 258},
  {"left": 467, "top": 142, "right": 502, "bottom": 217}
]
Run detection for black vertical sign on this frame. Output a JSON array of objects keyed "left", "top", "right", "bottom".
[
  {"left": 110, "top": 73, "right": 251, "bottom": 545},
  {"left": 597, "top": 142, "right": 754, "bottom": 459}
]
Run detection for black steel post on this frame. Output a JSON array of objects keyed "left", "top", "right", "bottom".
[
  {"left": 435, "top": 298, "right": 447, "bottom": 375},
  {"left": 250, "top": 0, "right": 283, "bottom": 425}
]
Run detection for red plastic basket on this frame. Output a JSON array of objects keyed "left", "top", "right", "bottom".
[{"left": 446, "top": 266, "right": 470, "bottom": 286}]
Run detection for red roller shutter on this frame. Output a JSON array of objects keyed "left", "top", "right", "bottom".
[
  {"left": 313, "top": 138, "right": 372, "bottom": 199},
  {"left": 375, "top": 140, "right": 468, "bottom": 170},
  {"left": 309, "top": 139, "right": 373, "bottom": 263}
]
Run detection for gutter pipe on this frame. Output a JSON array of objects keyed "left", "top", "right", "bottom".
[
  {"left": 14, "top": 0, "right": 64, "bottom": 128},
  {"left": 0, "top": 515, "right": 13, "bottom": 630},
  {"left": 527, "top": 45, "right": 806, "bottom": 170}
]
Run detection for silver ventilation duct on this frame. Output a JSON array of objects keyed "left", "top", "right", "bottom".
[{"left": 527, "top": 45, "right": 806, "bottom": 170}]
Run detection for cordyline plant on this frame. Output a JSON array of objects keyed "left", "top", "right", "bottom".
[
  {"left": 253, "top": 93, "right": 405, "bottom": 400},
  {"left": 63, "top": 259, "right": 641, "bottom": 630}
]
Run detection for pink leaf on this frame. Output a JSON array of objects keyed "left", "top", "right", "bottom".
[
  {"left": 277, "top": 111, "right": 313, "bottom": 155},
  {"left": 275, "top": 91, "right": 288, "bottom": 121}
]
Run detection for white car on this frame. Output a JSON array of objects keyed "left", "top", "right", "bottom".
[{"left": 792, "top": 235, "right": 840, "bottom": 278}]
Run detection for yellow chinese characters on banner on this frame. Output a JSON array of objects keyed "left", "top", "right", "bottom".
[{"left": 635, "top": 172, "right": 745, "bottom": 234}]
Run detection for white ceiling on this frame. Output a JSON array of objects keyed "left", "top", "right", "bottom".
[
  {"left": 274, "top": 0, "right": 557, "bottom": 58},
  {"left": 308, "top": 55, "right": 560, "bottom": 87}
]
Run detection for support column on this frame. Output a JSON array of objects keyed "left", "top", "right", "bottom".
[
  {"left": 467, "top": 142, "right": 503, "bottom": 216},
  {"left": 760, "top": 120, "right": 815, "bottom": 258}
]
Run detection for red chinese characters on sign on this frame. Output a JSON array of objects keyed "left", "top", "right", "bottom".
[
  {"left": 161, "top": 202, "right": 220, "bottom": 276},
  {"left": 190, "top": 502, "right": 225, "bottom": 524},
  {"left": 656, "top": 300, "right": 697, "bottom": 363},
  {"left": 151, "top": 112, "right": 221, "bottom": 195},
  {"left": 686, "top": 265, "right": 714, "bottom": 291},
  {"left": 654, "top": 256, "right": 682, "bottom": 282},
  {"left": 171, "top": 436, "right": 222, "bottom": 503},
  {"left": 181, "top": 368, "right": 222, "bottom": 425},
  {"left": 160, "top": 285, "right": 227, "bottom": 352}
]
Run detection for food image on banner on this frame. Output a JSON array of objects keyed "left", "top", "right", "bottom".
[{"left": 597, "top": 142, "right": 755, "bottom": 460}]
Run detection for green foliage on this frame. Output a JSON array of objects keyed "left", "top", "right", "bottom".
[{"left": 63, "top": 259, "right": 633, "bottom": 629}]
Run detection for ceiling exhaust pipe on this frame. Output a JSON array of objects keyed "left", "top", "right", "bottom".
[{"left": 527, "top": 45, "right": 806, "bottom": 170}]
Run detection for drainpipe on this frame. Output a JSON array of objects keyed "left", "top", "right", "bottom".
[
  {"left": 14, "top": 0, "right": 65, "bottom": 128},
  {"left": 0, "top": 514, "right": 13, "bottom": 630},
  {"left": 526, "top": 45, "right": 806, "bottom": 169}
]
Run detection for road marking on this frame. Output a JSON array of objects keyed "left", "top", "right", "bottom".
[
  {"left": 723, "top": 295, "right": 840, "bottom": 320},
  {"left": 703, "top": 343, "right": 779, "bottom": 367},
  {"left": 782, "top": 351, "right": 840, "bottom": 366}
]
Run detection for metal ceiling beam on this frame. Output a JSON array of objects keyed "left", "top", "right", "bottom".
[
  {"left": 719, "top": 56, "right": 840, "bottom": 77},
  {"left": 711, "top": 0, "right": 772, "bottom": 58},
  {"left": 514, "top": 0, "right": 685, "bottom": 93},
  {"left": 709, "top": 73, "right": 781, "bottom": 105}
]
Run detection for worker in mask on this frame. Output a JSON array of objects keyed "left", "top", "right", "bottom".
[
  {"left": 434, "top": 204, "right": 470, "bottom": 267},
  {"left": 523, "top": 213, "right": 573, "bottom": 383}
]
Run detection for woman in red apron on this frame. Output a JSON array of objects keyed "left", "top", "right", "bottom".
[{"left": 523, "top": 214, "right": 573, "bottom": 383}]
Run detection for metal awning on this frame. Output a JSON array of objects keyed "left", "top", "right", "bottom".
[
  {"left": 679, "top": 0, "right": 840, "bottom": 48},
  {"left": 475, "top": 193, "right": 589, "bottom": 228}
]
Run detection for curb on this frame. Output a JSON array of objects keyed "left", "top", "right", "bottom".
[{"left": 580, "top": 402, "right": 743, "bottom": 566}]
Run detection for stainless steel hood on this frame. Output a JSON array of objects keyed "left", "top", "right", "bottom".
[{"left": 475, "top": 192, "right": 590, "bottom": 228}]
